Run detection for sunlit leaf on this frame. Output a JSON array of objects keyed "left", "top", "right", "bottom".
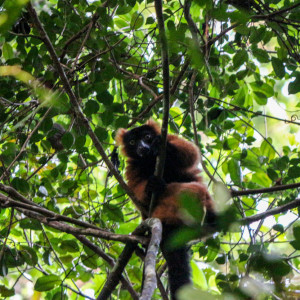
[{"left": 34, "top": 275, "right": 61, "bottom": 292}]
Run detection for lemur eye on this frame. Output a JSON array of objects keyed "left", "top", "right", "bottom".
[
  {"left": 144, "top": 134, "right": 151, "bottom": 141},
  {"left": 129, "top": 140, "right": 135, "bottom": 145}
]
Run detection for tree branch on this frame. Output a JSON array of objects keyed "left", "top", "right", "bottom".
[
  {"left": 96, "top": 222, "right": 150, "bottom": 300},
  {"left": 241, "top": 198, "right": 300, "bottom": 225},
  {"left": 252, "top": 2, "right": 300, "bottom": 20},
  {"left": 149, "top": 0, "right": 170, "bottom": 216},
  {"left": 0, "top": 193, "right": 147, "bottom": 244},
  {"left": 75, "top": 235, "right": 139, "bottom": 300},
  {"left": 140, "top": 218, "right": 162, "bottom": 300},
  {"left": 231, "top": 182, "right": 300, "bottom": 197}
]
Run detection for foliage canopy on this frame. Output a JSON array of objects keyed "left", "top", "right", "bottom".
[{"left": 1, "top": 0, "right": 300, "bottom": 299}]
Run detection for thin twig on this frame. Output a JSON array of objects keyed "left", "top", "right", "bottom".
[
  {"left": 231, "top": 182, "right": 300, "bottom": 197},
  {"left": 0, "top": 106, "right": 52, "bottom": 181},
  {"left": 188, "top": 70, "right": 216, "bottom": 183},
  {"left": 241, "top": 198, "right": 300, "bottom": 225}
]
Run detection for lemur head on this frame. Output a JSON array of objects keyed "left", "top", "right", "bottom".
[{"left": 115, "top": 119, "right": 161, "bottom": 159}]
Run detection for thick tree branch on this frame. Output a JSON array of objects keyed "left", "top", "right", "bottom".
[
  {"left": 96, "top": 222, "right": 151, "bottom": 300},
  {"left": 0, "top": 186, "right": 108, "bottom": 230},
  {"left": 0, "top": 193, "right": 147, "bottom": 244},
  {"left": 149, "top": 0, "right": 170, "bottom": 216},
  {"left": 0, "top": 183, "right": 40, "bottom": 207},
  {"left": 140, "top": 218, "right": 162, "bottom": 300},
  {"left": 75, "top": 235, "right": 139, "bottom": 300}
]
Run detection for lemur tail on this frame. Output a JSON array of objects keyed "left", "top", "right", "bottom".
[{"left": 161, "top": 224, "right": 191, "bottom": 300}]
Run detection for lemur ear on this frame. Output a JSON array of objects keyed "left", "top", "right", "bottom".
[
  {"left": 146, "top": 118, "right": 161, "bottom": 134},
  {"left": 115, "top": 128, "right": 127, "bottom": 146}
]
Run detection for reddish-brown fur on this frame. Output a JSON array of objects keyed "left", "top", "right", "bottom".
[{"left": 115, "top": 120, "right": 214, "bottom": 224}]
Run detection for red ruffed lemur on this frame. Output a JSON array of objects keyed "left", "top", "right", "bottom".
[{"left": 115, "top": 119, "right": 216, "bottom": 300}]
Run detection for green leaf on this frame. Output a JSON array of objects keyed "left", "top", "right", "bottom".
[
  {"left": 228, "top": 159, "right": 242, "bottom": 185},
  {"left": 290, "top": 240, "right": 300, "bottom": 250},
  {"left": 267, "top": 168, "right": 278, "bottom": 181},
  {"left": 95, "top": 126, "right": 108, "bottom": 141},
  {"left": 223, "top": 138, "right": 239, "bottom": 150},
  {"left": 84, "top": 100, "right": 100, "bottom": 116},
  {"left": 130, "top": 11, "right": 144, "bottom": 30},
  {"left": 11, "top": 177, "right": 30, "bottom": 194},
  {"left": 233, "top": 49, "right": 248, "bottom": 69},
  {"left": 59, "top": 255, "right": 74, "bottom": 264},
  {"left": 114, "top": 18, "right": 128, "bottom": 29},
  {"left": 293, "top": 226, "right": 300, "bottom": 240},
  {"left": 116, "top": 4, "right": 133, "bottom": 15},
  {"left": 288, "top": 166, "right": 300, "bottom": 179},
  {"left": 205, "top": 237, "right": 220, "bottom": 262},
  {"left": 0, "top": 285, "right": 15, "bottom": 297},
  {"left": 249, "top": 26, "right": 266, "bottom": 43},
  {"left": 223, "top": 120, "right": 235, "bottom": 130},
  {"left": 252, "top": 47, "right": 269, "bottom": 63},
  {"left": 260, "top": 138, "right": 275, "bottom": 160},
  {"left": 253, "top": 91, "right": 268, "bottom": 105},
  {"left": 19, "top": 246, "right": 38, "bottom": 266},
  {"left": 288, "top": 73, "right": 300, "bottom": 94},
  {"left": 75, "top": 135, "right": 86, "bottom": 151},
  {"left": 81, "top": 254, "right": 99, "bottom": 269},
  {"left": 96, "top": 90, "right": 114, "bottom": 106},
  {"left": 216, "top": 254, "right": 226, "bottom": 264},
  {"left": 252, "top": 172, "right": 272, "bottom": 187},
  {"left": 277, "top": 156, "right": 289, "bottom": 171},
  {"left": 191, "top": 261, "right": 208, "bottom": 290},
  {"left": 239, "top": 253, "right": 249, "bottom": 262},
  {"left": 34, "top": 275, "right": 61, "bottom": 292},
  {"left": 2, "top": 247, "right": 24, "bottom": 268},
  {"left": 271, "top": 261, "right": 291, "bottom": 277},
  {"left": 20, "top": 218, "right": 43, "bottom": 230},
  {"left": 43, "top": 250, "right": 52, "bottom": 266},
  {"left": 103, "top": 203, "right": 124, "bottom": 222},
  {"left": 146, "top": 17, "right": 155, "bottom": 25},
  {"left": 167, "top": 226, "right": 199, "bottom": 249},
  {"left": 271, "top": 57, "right": 285, "bottom": 78},
  {"left": 60, "top": 239, "right": 80, "bottom": 253},
  {"left": 272, "top": 224, "right": 284, "bottom": 233},
  {"left": 61, "top": 132, "right": 74, "bottom": 149},
  {"left": 179, "top": 191, "right": 204, "bottom": 223},
  {"left": 2, "top": 43, "right": 14, "bottom": 60}
]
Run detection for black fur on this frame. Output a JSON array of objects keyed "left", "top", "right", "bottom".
[
  {"left": 161, "top": 224, "right": 191, "bottom": 300},
  {"left": 124, "top": 127, "right": 198, "bottom": 184}
]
